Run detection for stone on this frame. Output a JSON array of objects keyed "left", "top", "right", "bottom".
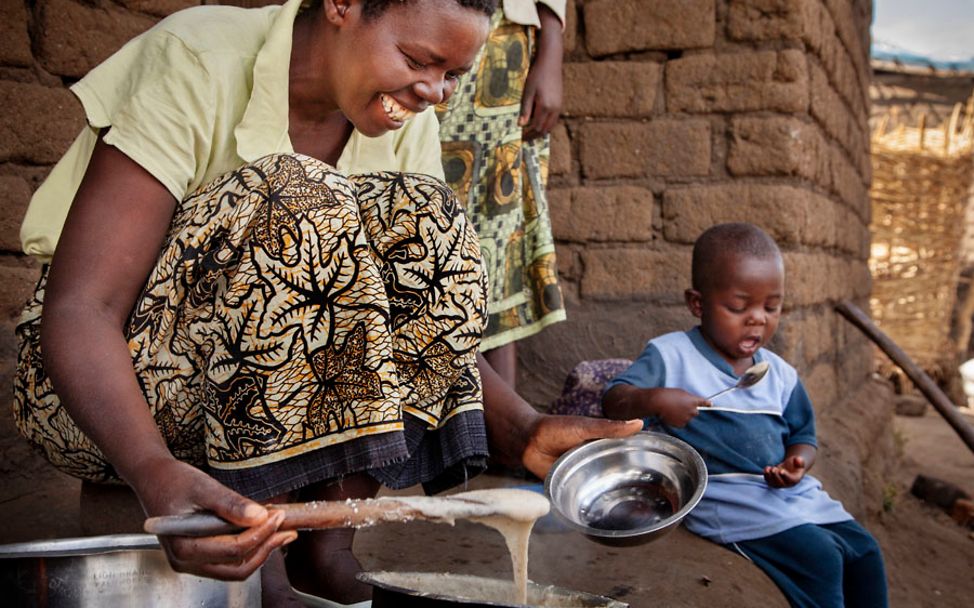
[
  {"left": 0, "top": 0, "right": 33, "bottom": 67},
  {"left": 584, "top": 0, "right": 716, "bottom": 57},
  {"left": 727, "top": 116, "right": 828, "bottom": 186},
  {"left": 662, "top": 183, "right": 808, "bottom": 247},
  {"left": 666, "top": 50, "right": 809, "bottom": 114},
  {"left": 549, "top": 123, "right": 571, "bottom": 176},
  {"left": 0, "top": 175, "right": 32, "bottom": 253},
  {"left": 727, "top": 0, "right": 805, "bottom": 42},
  {"left": 550, "top": 186, "right": 654, "bottom": 243},
  {"left": 0, "top": 261, "right": 40, "bottom": 322},
  {"left": 563, "top": 61, "right": 661, "bottom": 118},
  {"left": 579, "top": 120, "right": 711, "bottom": 179},
  {"left": 895, "top": 394, "right": 928, "bottom": 417},
  {"left": 115, "top": 0, "right": 199, "bottom": 18},
  {"left": 0, "top": 81, "right": 85, "bottom": 164},
  {"left": 580, "top": 247, "right": 689, "bottom": 300},
  {"left": 36, "top": 0, "right": 157, "bottom": 79}
]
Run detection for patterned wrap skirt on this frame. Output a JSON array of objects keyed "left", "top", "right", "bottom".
[
  {"left": 437, "top": 8, "right": 566, "bottom": 351},
  {"left": 13, "top": 154, "right": 490, "bottom": 500}
]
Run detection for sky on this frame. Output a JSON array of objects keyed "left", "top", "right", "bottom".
[{"left": 872, "top": 0, "right": 974, "bottom": 62}]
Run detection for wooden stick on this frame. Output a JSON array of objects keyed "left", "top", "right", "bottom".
[
  {"left": 835, "top": 300, "right": 974, "bottom": 454},
  {"left": 144, "top": 497, "right": 435, "bottom": 536},
  {"left": 144, "top": 489, "right": 548, "bottom": 537}
]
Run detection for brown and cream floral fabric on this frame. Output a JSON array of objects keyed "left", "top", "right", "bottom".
[{"left": 14, "top": 154, "right": 488, "bottom": 494}]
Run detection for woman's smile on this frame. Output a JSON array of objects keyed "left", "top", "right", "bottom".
[{"left": 379, "top": 93, "right": 417, "bottom": 126}]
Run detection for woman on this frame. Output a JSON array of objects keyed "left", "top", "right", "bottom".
[{"left": 14, "top": 1, "right": 640, "bottom": 605}]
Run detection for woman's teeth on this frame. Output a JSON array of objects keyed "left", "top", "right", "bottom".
[{"left": 380, "top": 94, "right": 415, "bottom": 122}]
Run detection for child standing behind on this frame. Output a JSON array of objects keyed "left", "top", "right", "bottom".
[
  {"left": 602, "top": 223, "right": 888, "bottom": 608},
  {"left": 437, "top": 0, "right": 567, "bottom": 388}
]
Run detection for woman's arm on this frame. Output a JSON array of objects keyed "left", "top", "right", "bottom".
[
  {"left": 478, "top": 354, "right": 642, "bottom": 478},
  {"left": 41, "top": 138, "right": 293, "bottom": 579}
]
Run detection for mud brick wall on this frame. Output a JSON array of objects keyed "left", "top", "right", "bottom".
[
  {"left": 0, "top": 1, "right": 875, "bottom": 430},
  {"left": 521, "top": 0, "right": 877, "bottom": 416}
]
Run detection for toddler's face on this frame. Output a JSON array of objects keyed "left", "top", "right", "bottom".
[{"left": 687, "top": 255, "right": 784, "bottom": 369}]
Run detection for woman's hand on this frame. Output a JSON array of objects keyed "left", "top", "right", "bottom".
[
  {"left": 521, "top": 414, "right": 643, "bottom": 479},
  {"left": 478, "top": 354, "right": 641, "bottom": 479},
  {"left": 134, "top": 458, "right": 296, "bottom": 580},
  {"left": 519, "top": 5, "right": 563, "bottom": 140}
]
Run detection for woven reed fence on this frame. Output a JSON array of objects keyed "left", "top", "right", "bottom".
[{"left": 869, "top": 100, "right": 974, "bottom": 379}]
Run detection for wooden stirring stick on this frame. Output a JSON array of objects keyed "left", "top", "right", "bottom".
[{"left": 144, "top": 488, "right": 550, "bottom": 537}]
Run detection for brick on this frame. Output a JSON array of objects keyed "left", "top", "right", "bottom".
[
  {"left": 0, "top": 0, "right": 33, "bottom": 67},
  {"left": 549, "top": 123, "right": 571, "bottom": 176},
  {"left": 0, "top": 176, "right": 32, "bottom": 253},
  {"left": 803, "top": 361, "right": 838, "bottom": 410},
  {"left": 579, "top": 120, "right": 711, "bottom": 179},
  {"left": 36, "top": 0, "right": 157, "bottom": 79},
  {"left": 775, "top": 310, "right": 834, "bottom": 369},
  {"left": 727, "top": 0, "right": 805, "bottom": 42},
  {"left": 563, "top": 0, "right": 578, "bottom": 54},
  {"left": 0, "top": 261, "right": 40, "bottom": 322},
  {"left": 666, "top": 50, "right": 809, "bottom": 114},
  {"left": 828, "top": 143, "right": 868, "bottom": 215},
  {"left": 554, "top": 243, "right": 578, "bottom": 281},
  {"left": 116, "top": 1, "right": 199, "bottom": 17},
  {"left": 809, "top": 61, "right": 867, "bottom": 172},
  {"left": 727, "top": 116, "right": 827, "bottom": 185},
  {"left": 550, "top": 186, "right": 654, "bottom": 243},
  {"left": 783, "top": 252, "right": 830, "bottom": 306},
  {"left": 662, "top": 183, "right": 805, "bottom": 246},
  {"left": 584, "top": 0, "right": 716, "bottom": 57},
  {"left": 0, "top": 81, "right": 85, "bottom": 164},
  {"left": 580, "top": 247, "right": 690, "bottom": 299},
  {"left": 563, "top": 61, "right": 661, "bottom": 117}
]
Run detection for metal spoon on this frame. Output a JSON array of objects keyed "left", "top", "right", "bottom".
[{"left": 704, "top": 361, "right": 770, "bottom": 402}]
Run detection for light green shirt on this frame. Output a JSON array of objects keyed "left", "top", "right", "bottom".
[
  {"left": 503, "top": 0, "right": 567, "bottom": 27},
  {"left": 22, "top": 0, "right": 444, "bottom": 262}
]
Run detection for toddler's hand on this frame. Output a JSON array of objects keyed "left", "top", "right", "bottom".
[
  {"left": 654, "top": 388, "right": 707, "bottom": 427},
  {"left": 764, "top": 455, "right": 807, "bottom": 488}
]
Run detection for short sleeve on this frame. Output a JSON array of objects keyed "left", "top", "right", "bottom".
[
  {"left": 536, "top": 0, "right": 567, "bottom": 26},
  {"left": 783, "top": 380, "right": 817, "bottom": 448},
  {"left": 603, "top": 343, "right": 666, "bottom": 395},
  {"left": 70, "top": 30, "right": 217, "bottom": 200}
]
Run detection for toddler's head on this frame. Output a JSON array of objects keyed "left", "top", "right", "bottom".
[{"left": 686, "top": 223, "right": 784, "bottom": 368}]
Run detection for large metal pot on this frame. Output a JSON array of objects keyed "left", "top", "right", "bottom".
[
  {"left": 359, "top": 571, "right": 628, "bottom": 607},
  {"left": 0, "top": 534, "right": 260, "bottom": 607}
]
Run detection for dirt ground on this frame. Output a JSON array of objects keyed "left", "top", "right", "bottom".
[{"left": 0, "top": 379, "right": 972, "bottom": 607}]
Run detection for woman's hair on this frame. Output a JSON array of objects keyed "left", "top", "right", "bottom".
[
  {"left": 691, "top": 223, "right": 782, "bottom": 292},
  {"left": 361, "top": 0, "right": 498, "bottom": 19}
]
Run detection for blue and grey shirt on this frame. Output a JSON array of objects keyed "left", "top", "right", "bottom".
[{"left": 605, "top": 328, "right": 851, "bottom": 543}]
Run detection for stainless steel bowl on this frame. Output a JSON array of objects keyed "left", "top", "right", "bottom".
[
  {"left": 544, "top": 432, "right": 707, "bottom": 546},
  {"left": 0, "top": 534, "right": 260, "bottom": 607}
]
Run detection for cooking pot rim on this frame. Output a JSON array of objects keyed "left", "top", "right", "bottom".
[
  {"left": 0, "top": 533, "right": 160, "bottom": 558},
  {"left": 358, "top": 571, "right": 629, "bottom": 607}
]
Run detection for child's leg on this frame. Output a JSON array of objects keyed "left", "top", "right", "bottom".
[
  {"left": 730, "top": 524, "right": 844, "bottom": 607},
  {"left": 285, "top": 473, "right": 380, "bottom": 604},
  {"left": 823, "top": 520, "right": 888, "bottom": 608}
]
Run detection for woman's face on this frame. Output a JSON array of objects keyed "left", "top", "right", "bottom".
[{"left": 328, "top": 0, "right": 489, "bottom": 137}]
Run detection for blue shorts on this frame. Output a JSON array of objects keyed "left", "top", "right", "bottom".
[{"left": 727, "top": 520, "right": 888, "bottom": 608}]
